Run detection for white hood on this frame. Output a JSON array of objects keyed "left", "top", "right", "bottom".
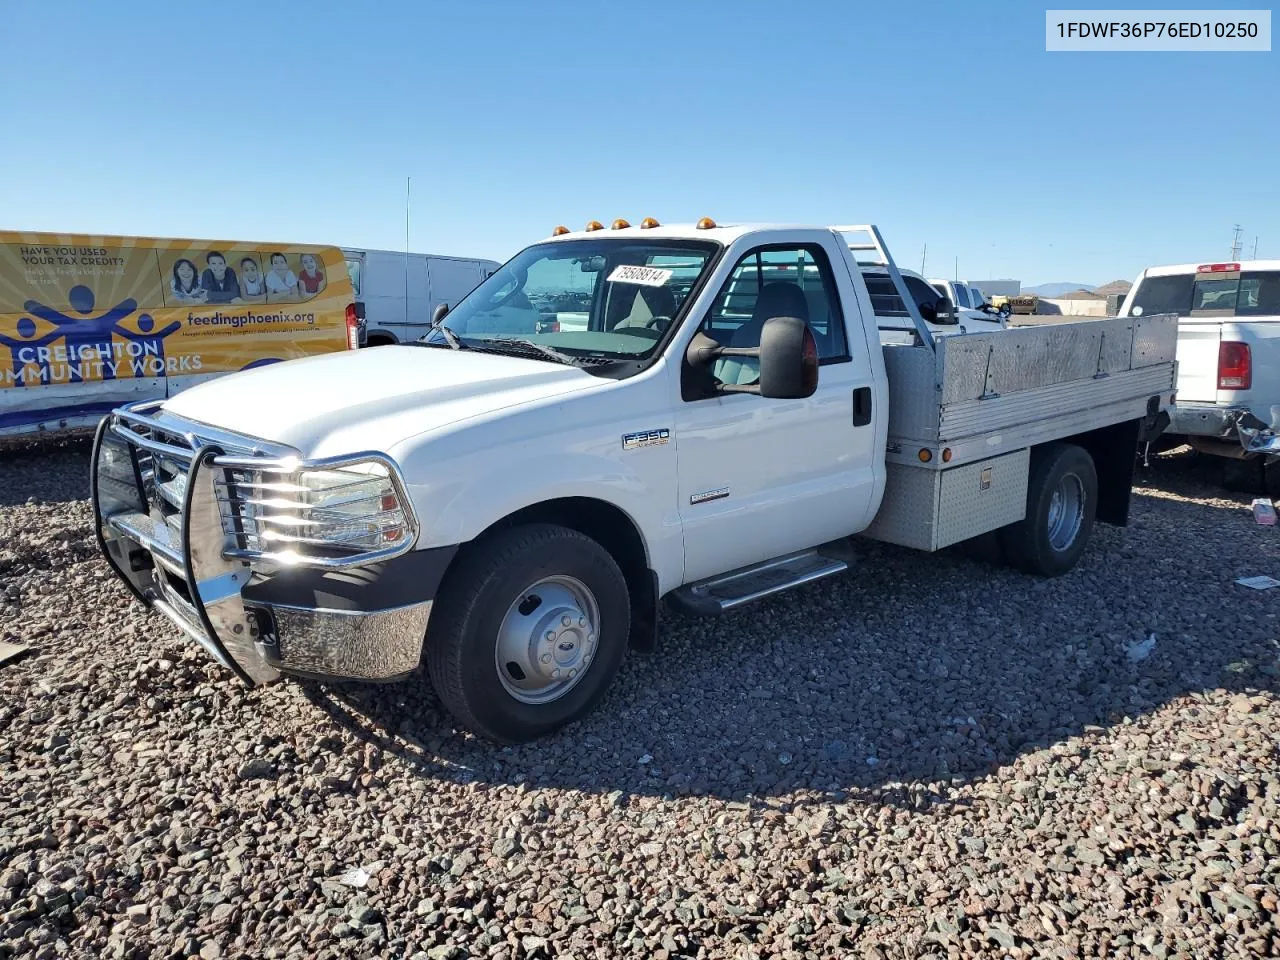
[{"left": 161, "top": 345, "right": 603, "bottom": 457}]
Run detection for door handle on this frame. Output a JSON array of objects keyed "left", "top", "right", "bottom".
[{"left": 852, "top": 386, "right": 873, "bottom": 427}]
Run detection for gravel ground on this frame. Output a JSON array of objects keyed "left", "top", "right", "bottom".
[{"left": 2, "top": 438, "right": 1278, "bottom": 960}]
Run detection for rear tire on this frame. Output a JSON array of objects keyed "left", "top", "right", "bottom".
[
  {"left": 999, "top": 443, "right": 1098, "bottom": 577},
  {"left": 425, "top": 523, "right": 630, "bottom": 744}
]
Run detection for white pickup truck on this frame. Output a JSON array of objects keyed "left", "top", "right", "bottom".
[
  {"left": 92, "top": 220, "right": 1175, "bottom": 743},
  {"left": 1119, "top": 259, "right": 1280, "bottom": 488}
]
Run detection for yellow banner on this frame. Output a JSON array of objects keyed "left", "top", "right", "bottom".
[{"left": 0, "top": 233, "right": 353, "bottom": 390}]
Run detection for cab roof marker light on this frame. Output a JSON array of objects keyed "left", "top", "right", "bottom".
[
  {"left": 585, "top": 220, "right": 604, "bottom": 232},
  {"left": 696, "top": 217, "right": 717, "bottom": 230},
  {"left": 640, "top": 217, "right": 660, "bottom": 229},
  {"left": 551, "top": 225, "right": 570, "bottom": 236},
  {"left": 612, "top": 218, "right": 631, "bottom": 230}
]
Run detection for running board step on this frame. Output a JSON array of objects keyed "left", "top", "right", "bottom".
[{"left": 667, "top": 549, "right": 849, "bottom": 616}]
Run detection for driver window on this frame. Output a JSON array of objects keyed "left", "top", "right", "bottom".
[
  {"left": 903, "top": 276, "right": 942, "bottom": 312},
  {"left": 702, "top": 245, "right": 846, "bottom": 386}
]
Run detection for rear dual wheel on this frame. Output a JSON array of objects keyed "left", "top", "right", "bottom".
[
  {"left": 425, "top": 523, "right": 631, "bottom": 744},
  {"left": 999, "top": 442, "right": 1098, "bottom": 577}
]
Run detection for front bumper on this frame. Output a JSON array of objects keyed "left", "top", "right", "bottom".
[{"left": 90, "top": 402, "right": 451, "bottom": 685}]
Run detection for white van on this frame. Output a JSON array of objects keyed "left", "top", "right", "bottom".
[{"left": 341, "top": 248, "right": 502, "bottom": 346}]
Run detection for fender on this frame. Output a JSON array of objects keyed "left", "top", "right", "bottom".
[{"left": 398, "top": 448, "right": 685, "bottom": 594}]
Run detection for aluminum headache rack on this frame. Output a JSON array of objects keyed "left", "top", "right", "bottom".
[
  {"left": 91, "top": 400, "right": 420, "bottom": 685},
  {"left": 830, "top": 224, "right": 936, "bottom": 351}
]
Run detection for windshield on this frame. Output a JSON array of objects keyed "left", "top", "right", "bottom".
[{"left": 420, "top": 238, "right": 719, "bottom": 364}]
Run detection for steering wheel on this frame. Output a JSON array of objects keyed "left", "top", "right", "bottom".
[{"left": 644, "top": 314, "right": 673, "bottom": 332}]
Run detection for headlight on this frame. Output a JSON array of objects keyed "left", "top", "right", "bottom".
[{"left": 218, "top": 457, "right": 415, "bottom": 564}]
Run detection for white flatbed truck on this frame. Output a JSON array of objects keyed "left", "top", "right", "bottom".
[{"left": 91, "top": 219, "right": 1176, "bottom": 743}]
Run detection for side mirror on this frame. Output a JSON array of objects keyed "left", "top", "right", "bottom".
[
  {"left": 933, "top": 296, "right": 958, "bottom": 325},
  {"left": 431, "top": 303, "right": 450, "bottom": 325},
  {"left": 685, "top": 316, "right": 818, "bottom": 399}
]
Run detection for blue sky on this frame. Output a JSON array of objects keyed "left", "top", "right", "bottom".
[{"left": 1, "top": 1, "right": 1274, "bottom": 286}]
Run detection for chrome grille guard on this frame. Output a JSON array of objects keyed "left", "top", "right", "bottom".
[{"left": 91, "top": 399, "right": 420, "bottom": 685}]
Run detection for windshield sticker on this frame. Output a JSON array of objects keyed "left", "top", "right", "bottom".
[{"left": 607, "top": 265, "right": 673, "bottom": 287}]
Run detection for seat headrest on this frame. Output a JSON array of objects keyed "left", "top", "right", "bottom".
[
  {"left": 752, "top": 282, "right": 809, "bottom": 324},
  {"left": 638, "top": 283, "right": 676, "bottom": 318}
]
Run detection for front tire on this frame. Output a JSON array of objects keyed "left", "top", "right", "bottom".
[
  {"left": 999, "top": 443, "right": 1098, "bottom": 577},
  {"left": 425, "top": 523, "right": 631, "bottom": 744}
]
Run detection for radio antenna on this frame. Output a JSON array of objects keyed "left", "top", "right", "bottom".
[{"left": 405, "top": 176, "right": 411, "bottom": 328}]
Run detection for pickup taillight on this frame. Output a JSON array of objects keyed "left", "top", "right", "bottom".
[{"left": 1218, "top": 341, "right": 1252, "bottom": 390}]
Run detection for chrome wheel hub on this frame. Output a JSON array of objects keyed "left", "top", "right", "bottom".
[
  {"left": 495, "top": 575, "right": 600, "bottom": 704},
  {"left": 1047, "top": 472, "right": 1085, "bottom": 552}
]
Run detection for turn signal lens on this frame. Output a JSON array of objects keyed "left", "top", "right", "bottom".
[
  {"left": 640, "top": 217, "right": 660, "bottom": 228},
  {"left": 551, "top": 225, "right": 570, "bottom": 236},
  {"left": 585, "top": 220, "right": 604, "bottom": 232},
  {"left": 612, "top": 218, "right": 631, "bottom": 230},
  {"left": 942, "top": 447, "right": 953, "bottom": 463},
  {"left": 696, "top": 217, "right": 717, "bottom": 229},
  {"left": 918, "top": 448, "right": 933, "bottom": 463}
]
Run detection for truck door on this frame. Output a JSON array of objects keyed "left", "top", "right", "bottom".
[{"left": 674, "top": 239, "right": 882, "bottom": 583}]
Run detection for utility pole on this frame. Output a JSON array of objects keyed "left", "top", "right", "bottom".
[
  {"left": 954, "top": 255, "right": 959, "bottom": 281},
  {"left": 1230, "top": 224, "right": 1243, "bottom": 260},
  {"left": 404, "top": 176, "right": 411, "bottom": 328},
  {"left": 920, "top": 243, "right": 927, "bottom": 274},
  {"left": 1253, "top": 236, "right": 1260, "bottom": 259}
]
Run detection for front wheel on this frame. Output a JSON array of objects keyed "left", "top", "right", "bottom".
[
  {"left": 999, "top": 443, "right": 1098, "bottom": 576},
  {"left": 424, "top": 523, "right": 631, "bottom": 744}
]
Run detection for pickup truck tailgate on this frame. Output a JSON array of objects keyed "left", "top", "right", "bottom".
[{"left": 1175, "top": 320, "right": 1221, "bottom": 402}]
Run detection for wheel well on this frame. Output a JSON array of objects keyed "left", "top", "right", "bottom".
[
  {"left": 477, "top": 498, "right": 658, "bottom": 651},
  {"left": 1059, "top": 417, "right": 1141, "bottom": 526},
  {"left": 365, "top": 331, "right": 398, "bottom": 347}
]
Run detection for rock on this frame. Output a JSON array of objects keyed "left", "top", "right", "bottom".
[
  {"left": 349, "top": 901, "right": 381, "bottom": 925},
  {"left": 235, "top": 758, "right": 276, "bottom": 780}
]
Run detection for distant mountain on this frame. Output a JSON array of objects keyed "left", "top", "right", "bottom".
[
  {"left": 1093, "top": 279, "right": 1132, "bottom": 297},
  {"left": 1023, "top": 282, "right": 1096, "bottom": 298}
]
